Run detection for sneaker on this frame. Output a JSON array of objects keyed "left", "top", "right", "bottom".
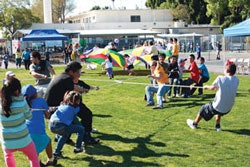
[
  {"left": 45, "top": 159, "right": 57, "bottom": 166},
  {"left": 145, "top": 103, "right": 154, "bottom": 106},
  {"left": 91, "top": 128, "right": 98, "bottom": 133},
  {"left": 73, "top": 147, "right": 85, "bottom": 153},
  {"left": 186, "top": 119, "right": 197, "bottom": 129},
  {"left": 176, "top": 94, "right": 182, "bottom": 97},
  {"left": 40, "top": 161, "right": 46, "bottom": 167},
  {"left": 215, "top": 124, "right": 221, "bottom": 132},
  {"left": 84, "top": 137, "right": 100, "bottom": 145},
  {"left": 53, "top": 151, "right": 64, "bottom": 159},
  {"left": 152, "top": 105, "right": 163, "bottom": 109}
]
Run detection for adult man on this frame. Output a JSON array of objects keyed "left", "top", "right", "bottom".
[
  {"left": 187, "top": 61, "right": 239, "bottom": 131},
  {"left": 45, "top": 61, "right": 99, "bottom": 144},
  {"left": 45, "top": 61, "right": 85, "bottom": 106},
  {"left": 30, "top": 51, "right": 56, "bottom": 97}
]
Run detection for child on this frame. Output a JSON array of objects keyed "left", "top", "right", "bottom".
[
  {"left": 22, "top": 84, "right": 57, "bottom": 166},
  {"left": 176, "top": 58, "right": 187, "bottom": 97},
  {"left": 167, "top": 56, "right": 179, "bottom": 98},
  {"left": 145, "top": 61, "right": 170, "bottom": 109},
  {"left": 190, "top": 57, "right": 210, "bottom": 95},
  {"left": 187, "top": 61, "right": 239, "bottom": 131},
  {"left": 182, "top": 54, "right": 200, "bottom": 98},
  {"left": 0, "top": 78, "right": 40, "bottom": 167},
  {"left": 49, "top": 91, "right": 84, "bottom": 159},
  {"left": 104, "top": 54, "right": 114, "bottom": 79},
  {"left": 124, "top": 54, "right": 137, "bottom": 76}
]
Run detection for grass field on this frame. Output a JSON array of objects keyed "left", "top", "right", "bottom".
[{"left": 0, "top": 64, "right": 249, "bottom": 167}]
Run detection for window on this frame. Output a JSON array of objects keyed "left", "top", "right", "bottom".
[{"left": 131, "top": 15, "right": 141, "bottom": 22}]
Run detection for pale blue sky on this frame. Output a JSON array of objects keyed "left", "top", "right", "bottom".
[{"left": 72, "top": 0, "right": 147, "bottom": 14}]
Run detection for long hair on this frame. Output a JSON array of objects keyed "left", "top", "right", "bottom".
[
  {"left": 62, "top": 91, "right": 81, "bottom": 107},
  {"left": 1, "top": 78, "right": 21, "bottom": 117}
]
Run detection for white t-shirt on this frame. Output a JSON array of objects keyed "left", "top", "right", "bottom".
[{"left": 212, "top": 75, "right": 239, "bottom": 113}]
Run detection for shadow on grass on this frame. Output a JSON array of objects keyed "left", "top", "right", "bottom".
[
  {"left": 166, "top": 94, "right": 215, "bottom": 108},
  {"left": 93, "top": 114, "right": 112, "bottom": 118},
  {"left": 223, "top": 129, "right": 250, "bottom": 136},
  {"left": 78, "top": 132, "right": 189, "bottom": 167}
]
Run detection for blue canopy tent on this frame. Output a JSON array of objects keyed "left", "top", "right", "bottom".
[
  {"left": 22, "top": 29, "right": 68, "bottom": 41},
  {"left": 223, "top": 18, "right": 250, "bottom": 37}
]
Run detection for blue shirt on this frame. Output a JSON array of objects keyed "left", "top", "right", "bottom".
[
  {"left": 26, "top": 98, "right": 49, "bottom": 134},
  {"left": 50, "top": 104, "right": 79, "bottom": 125},
  {"left": 22, "top": 50, "right": 31, "bottom": 60},
  {"left": 198, "top": 63, "right": 209, "bottom": 78}
]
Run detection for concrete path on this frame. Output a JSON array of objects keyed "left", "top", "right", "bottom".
[{"left": 4, "top": 50, "right": 250, "bottom": 75}]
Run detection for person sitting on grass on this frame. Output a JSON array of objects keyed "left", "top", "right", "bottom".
[
  {"left": 49, "top": 91, "right": 84, "bottom": 159},
  {"left": 22, "top": 84, "right": 57, "bottom": 166},
  {"left": 187, "top": 60, "right": 239, "bottom": 131},
  {"left": 145, "top": 61, "right": 170, "bottom": 109}
]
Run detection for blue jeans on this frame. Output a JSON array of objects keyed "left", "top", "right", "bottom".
[
  {"left": 145, "top": 84, "right": 170, "bottom": 107},
  {"left": 167, "top": 78, "right": 179, "bottom": 96},
  {"left": 49, "top": 117, "right": 85, "bottom": 153}
]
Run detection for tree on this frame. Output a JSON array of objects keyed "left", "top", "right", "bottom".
[
  {"left": 31, "top": 0, "right": 76, "bottom": 23},
  {"left": 52, "top": 0, "right": 76, "bottom": 23},
  {"left": 145, "top": 0, "right": 166, "bottom": 9},
  {"left": 171, "top": 4, "right": 190, "bottom": 23},
  {"left": 0, "top": 0, "right": 40, "bottom": 39},
  {"left": 30, "top": 0, "right": 43, "bottom": 23},
  {"left": 205, "top": 0, "right": 228, "bottom": 25}
]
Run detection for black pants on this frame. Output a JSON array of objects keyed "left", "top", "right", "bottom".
[
  {"left": 182, "top": 78, "right": 196, "bottom": 96},
  {"left": 24, "top": 60, "right": 31, "bottom": 70},
  {"left": 77, "top": 102, "right": 93, "bottom": 133},
  {"left": 190, "top": 76, "right": 209, "bottom": 95}
]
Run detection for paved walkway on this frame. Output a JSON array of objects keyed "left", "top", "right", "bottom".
[
  {"left": 5, "top": 50, "right": 250, "bottom": 75},
  {"left": 179, "top": 51, "right": 250, "bottom": 74}
]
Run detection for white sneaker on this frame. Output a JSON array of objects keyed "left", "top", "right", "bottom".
[
  {"left": 216, "top": 128, "right": 221, "bottom": 132},
  {"left": 186, "top": 119, "right": 197, "bottom": 129}
]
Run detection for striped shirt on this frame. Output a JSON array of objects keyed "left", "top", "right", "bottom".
[{"left": 0, "top": 96, "right": 32, "bottom": 149}]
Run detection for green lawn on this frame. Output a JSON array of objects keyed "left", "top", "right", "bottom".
[{"left": 0, "top": 65, "right": 249, "bottom": 167}]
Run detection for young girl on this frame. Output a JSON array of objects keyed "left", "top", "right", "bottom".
[
  {"left": 0, "top": 78, "right": 40, "bottom": 167},
  {"left": 22, "top": 84, "right": 57, "bottom": 166},
  {"left": 49, "top": 91, "right": 84, "bottom": 159},
  {"left": 104, "top": 54, "right": 114, "bottom": 79}
]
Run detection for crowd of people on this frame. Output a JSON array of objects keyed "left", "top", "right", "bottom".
[
  {"left": 0, "top": 39, "right": 239, "bottom": 166},
  {"left": 0, "top": 59, "right": 100, "bottom": 166}
]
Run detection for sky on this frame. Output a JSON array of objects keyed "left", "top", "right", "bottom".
[{"left": 71, "top": 0, "right": 147, "bottom": 15}]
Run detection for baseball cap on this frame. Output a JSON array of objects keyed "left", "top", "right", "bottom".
[
  {"left": 5, "top": 71, "right": 15, "bottom": 77},
  {"left": 21, "top": 84, "right": 37, "bottom": 99},
  {"left": 178, "top": 58, "right": 187, "bottom": 63}
]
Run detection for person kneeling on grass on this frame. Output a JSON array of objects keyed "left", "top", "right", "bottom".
[
  {"left": 187, "top": 61, "right": 239, "bottom": 131},
  {"left": 145, "top": 61, "right": 170, "bottom": 109},
  {"left": 49, "top": 91, "right": 85, "bottom": 159}
]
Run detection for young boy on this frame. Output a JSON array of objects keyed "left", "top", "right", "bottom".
[{"left": 186, "top": 60, "right": 239, "bottom": 131}]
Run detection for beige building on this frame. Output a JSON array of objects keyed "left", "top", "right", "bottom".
[{"left": 65, "top": 9, "right": 173, "bottom": 30}]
